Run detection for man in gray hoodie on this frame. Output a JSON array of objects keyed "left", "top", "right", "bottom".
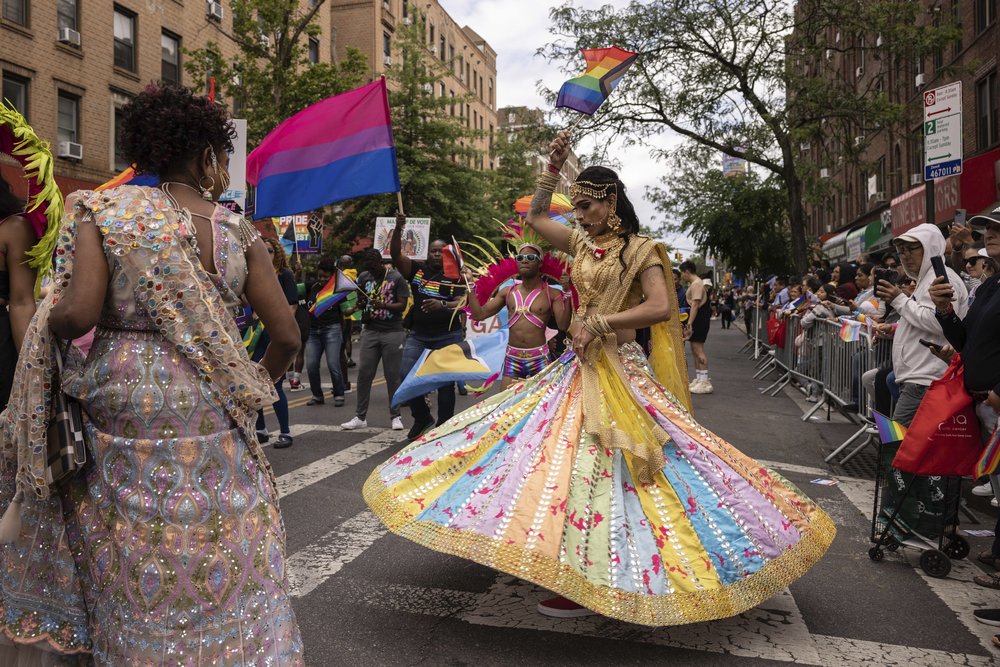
[{"left": 875, "top": 223, "right": 969, "bottom": 425}]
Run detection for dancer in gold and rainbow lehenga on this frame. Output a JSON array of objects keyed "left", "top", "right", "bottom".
[{"left": 364, "top": 134, "right": 835, "bottom": 627}]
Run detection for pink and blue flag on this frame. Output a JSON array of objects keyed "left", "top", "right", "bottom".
[{"left": 247, "top": 79, "right": 400, "bottom": 218}]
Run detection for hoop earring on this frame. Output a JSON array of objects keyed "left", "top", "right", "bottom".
[{"left": 199, "top": 175, "right": 216, "bottom": 201}]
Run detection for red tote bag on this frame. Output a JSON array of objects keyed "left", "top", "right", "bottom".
[
  {"left": 767, "top": 314, "right": 787, "bottom": 349},
  {"left": 892, "top": 355, "right": 983, "bottom": 477}
]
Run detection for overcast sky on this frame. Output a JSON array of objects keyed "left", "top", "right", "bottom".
[{"left": 441, "top": 0, "right": 697, "bottom": 254}]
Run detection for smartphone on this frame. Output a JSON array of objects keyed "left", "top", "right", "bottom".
[
  {"left": 918, "top": 338, "right": 942, "bottom": 351},
  {"left": 930, "top": 255, "right": 948, "bottom": 280},
  {"left": 874, "top": 267, "right": 897, "bottom": 286}
]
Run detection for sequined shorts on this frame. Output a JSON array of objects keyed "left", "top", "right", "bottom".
[{"left": 503, "top": 343, "right": 549, "bottom": 379}]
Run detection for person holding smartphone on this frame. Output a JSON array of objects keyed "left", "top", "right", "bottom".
[{"left": 875, "top": 223, "right": 968, "bottom": 426}]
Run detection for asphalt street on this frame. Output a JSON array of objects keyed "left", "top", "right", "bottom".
[{"left": 262, "top": 324, "right": 1000, "bottom": 666}]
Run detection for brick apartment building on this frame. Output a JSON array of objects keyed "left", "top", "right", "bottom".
[
  {"left": 328, "top": 0, "right": 498, "bottom": 169},
  {"left": 499, "top": 105, "right": 581, "bottom": 194},
  {"left": 790, "top": 0, "right": 998, "bottom": 261},
  {"left": 0, "top": 0, "right": 498, "bottom": 202}
]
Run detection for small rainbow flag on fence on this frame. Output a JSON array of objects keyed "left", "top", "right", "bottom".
[
  {"left": 975, "top": 427, "right": 1000, "bottom": 478},
  {"left": 838, "top": 319, "right": 862, "bottom": 342},
  {"left": 872, "top": 411, "right": 908, "bottom": 444},
  {"left": 310, "top": 270, "right": 358, "bottom": 317},
  {"left": 788, "top": 295, "right": 811, "bottom": 312},
  {"left": 556, "top": 46, "right": 638, "bottom": 115}
]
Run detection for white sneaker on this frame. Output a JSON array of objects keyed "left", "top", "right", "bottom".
[
  {"left": 688, "top": 378, "right": 700, "bottom": 390},
  {"left": 690, "top": 378, "right": 714, "bottom": 394},
  {"left": 341, "top": 416, "right": 367, "bottom": 430},
  {"left": 391, "top": 417, "right": 404, "bottom": 431},
  {"left": 972, "top": 482, "right": 995, "bottom": 497}
]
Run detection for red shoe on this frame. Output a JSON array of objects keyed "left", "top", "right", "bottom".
[{"left": 536, "top": 595, "right": 596, "bottom": 619}]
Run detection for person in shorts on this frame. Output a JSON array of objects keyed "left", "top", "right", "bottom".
[{"left": 680, "top": 260, "right": 712, "bottom": 394}]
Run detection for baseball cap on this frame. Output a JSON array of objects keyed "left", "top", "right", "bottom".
[
  {"left": 894, "top": 233, "right": 920, "bottom": 243},
  {"left": 969, "top": 205, "right": 1000, "bottom": 228}
]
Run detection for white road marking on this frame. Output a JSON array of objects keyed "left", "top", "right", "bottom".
[
  {"left": 276, "top": 430, "right": 402, "bottom": 498},
  {"left": 287, "top": 511, "right": 387, "bottom": 599}
]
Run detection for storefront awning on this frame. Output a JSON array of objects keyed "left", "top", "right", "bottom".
[
  {"left": 864, "top": 219, "right": 892, "bottom": 252},
  {"left": 822, "top": 229, "right": 850, "bottom": 261}
]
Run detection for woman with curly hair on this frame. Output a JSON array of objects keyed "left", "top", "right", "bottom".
[
  {"left": 0, "top": 83, "right": 303, "bottom": 664},
  {"left": 251, "top": 236, "right": 299, "bottom": 448},
  {"left": 0, "top": 175, "right": 36, "bottom": 413},
  {"left": 364, "top": 132, "right": 834, "bottom": 626}
]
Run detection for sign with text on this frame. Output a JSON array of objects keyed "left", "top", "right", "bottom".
[
  {"left": 890, "top": 175, "right": 961, "bottom": 236},
  {"left": 374, "top": 217, "right": 430, "bottom": 260},
  {"left": 923, "top": 82, "right": 963, "bottom": 181},
  {"left": 220, "top": 119, "right": 247, "bottom": 207},
  {"left": 272, "top": 214, "right": 323, "bottom": 254}
]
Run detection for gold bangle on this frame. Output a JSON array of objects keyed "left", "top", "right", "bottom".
[{"left": 535, "top": 172, "right": 559, "bottom": 193}]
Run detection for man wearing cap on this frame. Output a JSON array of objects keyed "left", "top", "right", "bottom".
[
  {"left": 875, "top": 223, "right": 969, "bottom": 426},
  {"left": 465, "top": 244, "right": 570, "bottom": 389},
  {"left": 930, "top": 208, "right": 1000, "bottom": 605}
]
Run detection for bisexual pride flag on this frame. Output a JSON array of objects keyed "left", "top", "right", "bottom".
[
  {"left": 556, "top": 46, "right": 638, "bottom": 115},
  {"left": 247, "top": 79, "right": 400, "bottom": 218}
]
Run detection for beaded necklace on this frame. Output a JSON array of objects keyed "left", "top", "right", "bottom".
[{"left": 574, "top": 230, "right": 625, "bottom": 316}]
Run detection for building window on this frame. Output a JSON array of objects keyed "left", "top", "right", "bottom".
[
  {"left": 489, "top": 79, "right": 494, "bottom": 108},
  {"left": 450, "top": 45, "right": 455, "bottom": 71},
  {"left": 449, "top": 90, "right": 454, "bottom": 116},
  {"left": 466, "top": 63, "right": 471, "bottom": 86},
  {"left": 977, "top": 70, "right": 999, "bottom": 149},
  {"left": 975, "top": 0, "right": 996, "bottom": 33},
  {"left": 113, "top": 104, "right": 130, "bottom": 171},
  {"left": 2, "top": 0, "right": 27, "bottom": 26},
  {"left": 893, "top": 143, "right": 903, "bottom": 194},
  {"left": 308, "top": 37, "right": 319, "bottom": 64},
  {"left": 161, "top": 32, "right": 180, "bottom": 83},
  {"left": 383, "top": 32, "right": 391, "bottom": 59},
  {"left": 57, "top": 92, "right": 79, "bottom": 145},
  {"left": 439, "top": 36, "right": 445, "bottom": 61},
  {"left": 439, "top": 82, "right": 445, "bottom": 98},
  {"left": 57, "top": 0, "right": 77, "bottom": 31},
  {"left": 2, "top": 72, "right": 28, "bottom": 117},
  {"left": 114, "top": 7, "right": 137, "bottom": 72},
  {"left": 401, "top": 0, "right": 407, "bottom": 19},
  {"left": 429, "top": 23, "right": 434, "bottom": 47}
]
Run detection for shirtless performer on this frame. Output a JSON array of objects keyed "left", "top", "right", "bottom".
[{"left": 465, "top": 243, "right": 571, "bottom": 388}]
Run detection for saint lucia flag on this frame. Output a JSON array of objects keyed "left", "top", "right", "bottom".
[{"left": 391, "top": 328, "right": 509, "bottom": 408}]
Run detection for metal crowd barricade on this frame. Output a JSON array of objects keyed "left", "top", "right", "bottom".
[{"left": 760, "top": 313, "right": 803, "bottom": 397}]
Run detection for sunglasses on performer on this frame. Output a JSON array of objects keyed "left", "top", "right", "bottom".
[
  {"left": 965, "top": 257, "right": 984, "bottom": 265},
  {"left": 515, "top": 253, "right": 541, "bottom": 262}
]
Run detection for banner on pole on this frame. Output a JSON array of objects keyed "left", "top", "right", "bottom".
[{"left": 272, "top": 213, "right": 323, "bottom": 254}]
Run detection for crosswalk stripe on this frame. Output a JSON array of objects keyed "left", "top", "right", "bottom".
[
  {"left": 276, "top": 430, "right": 402, "bottom": 498},
  {"left": 287, "top": 511, "right": 387, "bottom": 599}
]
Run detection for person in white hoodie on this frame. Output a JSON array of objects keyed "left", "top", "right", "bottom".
[{"left": 875, "top": 223, "right": 969, "bottom": 425}]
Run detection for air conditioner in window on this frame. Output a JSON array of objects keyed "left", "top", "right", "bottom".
[
  {"left": 855, "top": 66, "right": 864, "bottom": 78},
  {"left": 430, "top": 45, "right": 437, "bottom": 55},
  {"left": 57, "top": 27, "right": 81, "bottom": 46},
  {"left": 423, "top": 83, "right": 432, "bottom": 93},
  {"left": 206, "top": 1, "right": 224, "bottom": 21},
  {"left": 825, "top": 49, "right": 833, "bottom": 60},
  {"left": 876, "top": 34, "right": 884, "bottom": 47},
  {"left": 403, "top": 16, "right": 411, "bottom": 25},
  {"left": 915, "top": 73, "right": 925, "bottom": 88},
  {"left": 232, "top": 73, "right": 241, "bottom": 86},
  {"left": 819, "top": 168, "right": 830, "bottom": 178},
  {"left": 910, "top": 173, "right": 923, "bottom": 185},
  {"left": 800, "top": 142, "right": 811, "bottom": 152},
  {"left": 57, "top": 141, "right": 83, "bottom": 160},
  {"left": 259, "top": 34, "right": 270, "bottom": 49},
  {"left": 873, "top": 191, "right": 887, "bottom": 203},
  {"left": 383, "top": 55, "right": 392, "bottom": 65}
]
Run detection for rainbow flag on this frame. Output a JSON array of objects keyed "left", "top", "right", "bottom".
[
  {"left": 309, "top": 270, "right": 359, "bottom": 317},
  {"left": 838, "top": 319, "right": 862, "bottom": 342},
  {"left": 872, "top": 411, "right": 907, "bottom": 444},
  {"left": 788, "top": 295, "right": 810, "bottom": 312},
  {"left": 96, "top": 165, "right": 159, "bottom": 191},
  {"left": 975, "top": 427, "right": 1000, "bottom": 478},
  {"left": 556, "top": 46, "right": 638, "bottom": 115},
  {"left": 247, "top": 79, "right": 399, "bottom": 219}
]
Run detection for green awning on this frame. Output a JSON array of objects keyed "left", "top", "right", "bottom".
[{"left": 864, "top": 220, "right": 891, "bottom": 251}]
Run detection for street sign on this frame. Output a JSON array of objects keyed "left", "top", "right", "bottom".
[{"left": 923, "top": 82, "right": 962, "bottom": 181}]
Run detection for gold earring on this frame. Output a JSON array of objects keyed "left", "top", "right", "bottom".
[
  {"left": 199, "top": 175, "right": 216, "bottom": 200},
  {"left": 607, "top": 209, "right": 622, "bottom": 232}
]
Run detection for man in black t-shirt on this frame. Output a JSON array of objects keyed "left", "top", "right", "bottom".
[
  {"left": 341, "top": 248, "right": 410, "bottom": 431},
  {"left": 305, "top": 257, "right": 348, "bottom": 406},
  {"left": 390, "top": 214, "right": 465, "bottom": 439}
]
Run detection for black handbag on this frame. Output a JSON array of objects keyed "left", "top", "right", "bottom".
[{"left": 45, "top": 342, "right": 86, "bottom": 485}]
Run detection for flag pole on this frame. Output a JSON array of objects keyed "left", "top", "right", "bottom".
[{"left": 396, "top": 191, "right": 405, "bottom": 216}]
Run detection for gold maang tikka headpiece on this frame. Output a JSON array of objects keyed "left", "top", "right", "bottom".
[{"left": 570, "top": 180, "right": 622, "bottom": 232}]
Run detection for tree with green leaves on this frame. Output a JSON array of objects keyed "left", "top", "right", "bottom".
[
  {"left": 331, "top": 11, "right": 493, "bottom": 244},
  {"left": 543, "top": 0, "right": 960, "bottom": 273},
  {"left": 184, "top": 0, "right": 368, "bottom": 147},
  {"left": 488, "top": 130, "right": 546, "bottom": 222},
  {"left": 650, "top": 159, "right": 792, "bottom": 277}
]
